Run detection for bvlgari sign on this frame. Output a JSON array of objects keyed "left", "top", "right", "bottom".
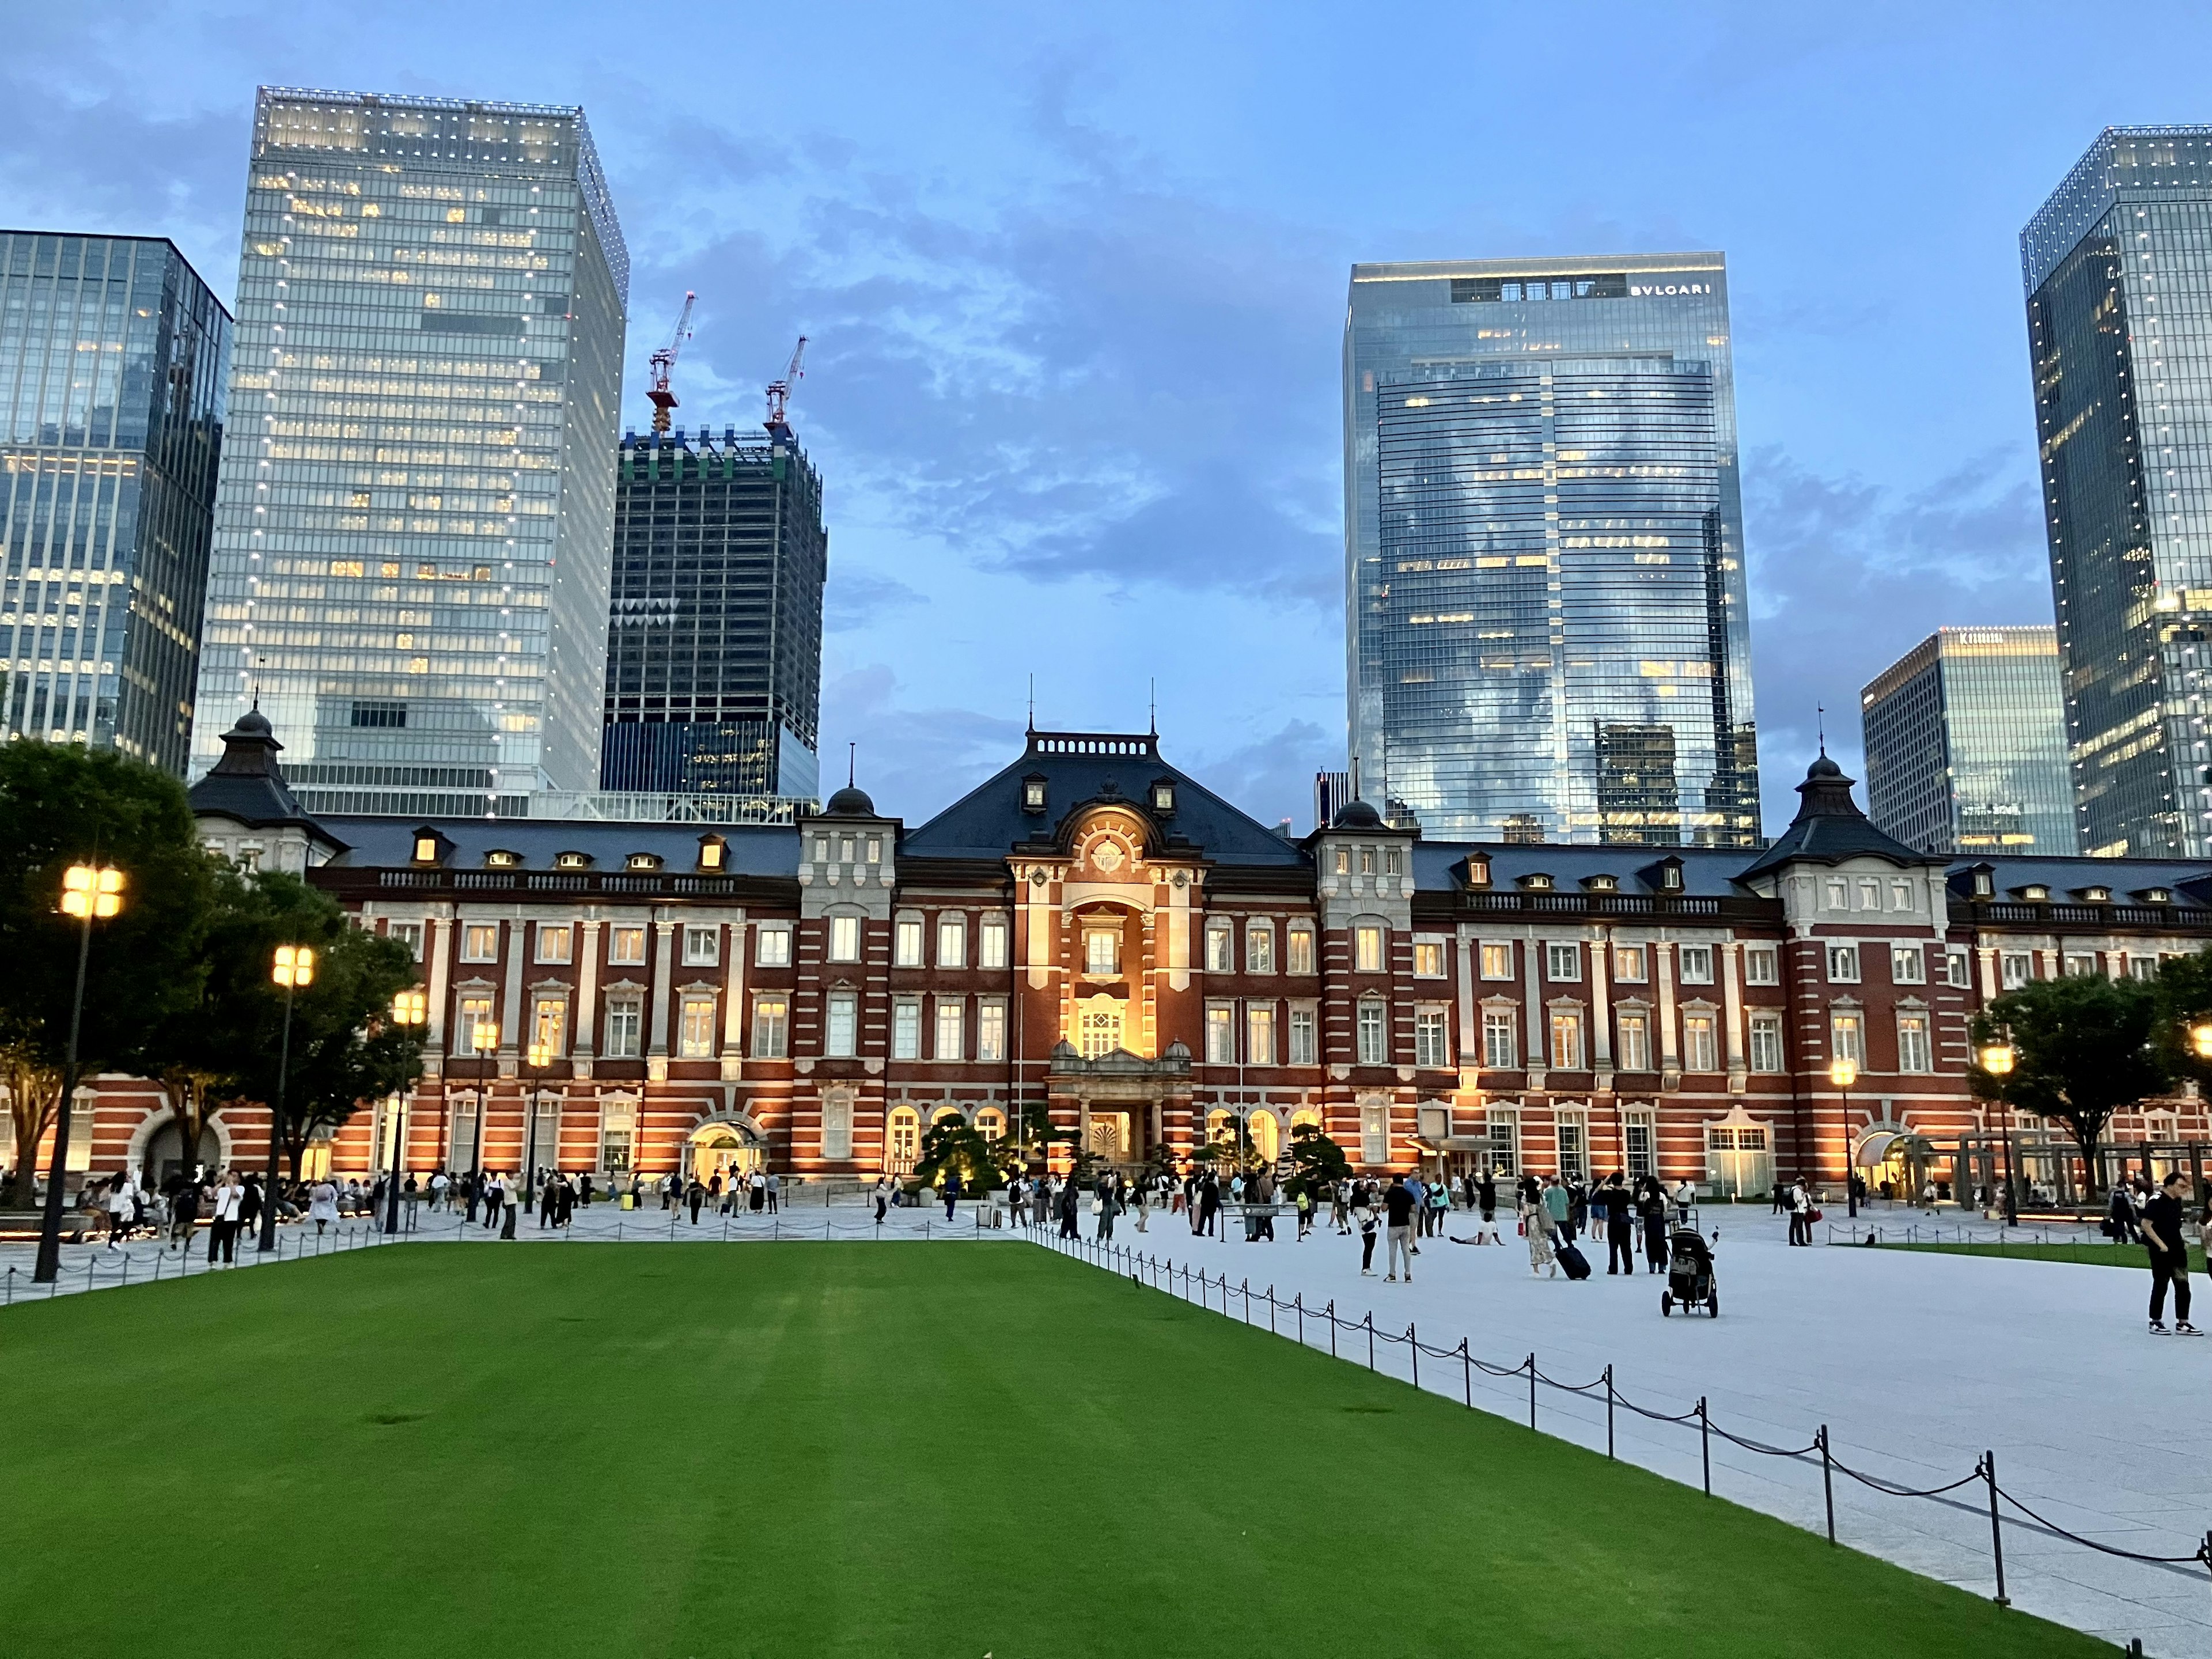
[{"left": 1627, "top": 282, "right": 1715, "bottom": 297}]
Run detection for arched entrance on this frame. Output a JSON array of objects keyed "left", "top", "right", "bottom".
[
  {"left": 688, "top": 1117, "right": 764, "bottom": 1184},
  {"left": 141, "top": 1121, "right": 221, "bottom": 1188}
]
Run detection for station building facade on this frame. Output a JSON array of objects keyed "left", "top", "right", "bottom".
[{"left": 52, "top": 719, "right": 2212, "bottom": 1200}]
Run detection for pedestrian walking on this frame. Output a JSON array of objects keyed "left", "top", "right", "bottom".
[
  {"left": 1384, "top": 1174, "right": 1416, "bottom": 1282},
  {"left": 1521, "top": 1194, "right": 1558, "bottom": 1278},
  {"left": 1096, "top": 1171, "right": 1116, "bottom": 1241},
  {"left": 688, "top": 1176, "right": 706, "bottom": 1225},
  {"left": 944, "top": 1169, "right": 963, "bottom": 1221},
  {"left": 1355, "top": 1189, "right": 1380, "bottom": 1277},
  {"left": 1058, "top": 1175, "right": 1081, "bottom": 1240},
  {"left": 1787, "top": 1177, "right": 1814, "bottom": 1246},
  {"left": 1472, "top": 1169, "right": 1502, "bottom": 1245},
  {"left": 874, "top": 1175, "right": 891, "bottom": 1226},
  {"left": 309, "top": 1178, "right": 340, "bottom": 1235},
  {"left": 2141, "top": 1171, "right": 2200, "bottom": 1334}
]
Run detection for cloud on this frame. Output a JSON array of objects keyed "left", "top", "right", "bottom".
[
  {"left": 1173, "top": 719, "right": 1336, "bottom": 835},
  {"left": 823, "top": 570, "right": 926, "bottom": 632},
  {"left": 819, "top": 664, "right": 1026, "bottom": 821},
  {"left": 1743, "top": 443, "right": 2051, "bottom": 825}
]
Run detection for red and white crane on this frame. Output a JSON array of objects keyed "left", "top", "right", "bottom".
[
  {"left": 646, "top": 290, "right": 695, "bottom": 434},
  {"left": 764, "top": 335, "right": 806, "bottom": 431}
]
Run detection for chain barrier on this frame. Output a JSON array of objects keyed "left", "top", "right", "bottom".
[{"left": 1031, "top": 1225, "right": 2212, "bottom": 1604}]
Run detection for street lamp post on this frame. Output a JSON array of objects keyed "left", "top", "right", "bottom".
[
  {"left": 260, "top": 944, "right": 316, "bottom": 1251},
  {"left": 1980, "top": 1041, "right": 2018, "bottom": 1226},
  {"left": 1830, "top": 1057, "right": 1859, "bottom": 1218},
  {"left": 521, "top": 1040, "right": 550, "bottom": 1203},
  {"left": 384, "top": 987, "right": 427, "bottom": 1235},
  {"left": 465, "top": 1017, "right": 497, "bottom": 1222},
  {"left": 33, "top": 863, "right": 124, "bottom": 1283}
]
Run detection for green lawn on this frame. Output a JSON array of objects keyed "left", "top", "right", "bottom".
[
  {"left": 1886, "top": 1238, "right": 2207, "bottom": 1272},
  {"left": 0, "top": 1243, "right": 2107, "bottom": 1658}
]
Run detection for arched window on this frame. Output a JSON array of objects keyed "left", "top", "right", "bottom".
[{"left": 887, "top": 1108, "right": 921, "bottom": 1172}]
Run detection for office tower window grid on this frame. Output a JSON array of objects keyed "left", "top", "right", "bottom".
[
  {"left": 190, "top": 88, "right": 627, "bottom": 816},
  {"left": 0, "top": 233, "right": 230, "bottom": 771},
  {"left": 1861, "top": 627, "right": 2079, "bottom": 855},
  {"left": 1346, "top": 256, "right": 1758, "bottom": 844},
  {"left": 2024, "top": 126, "right": 2212, "bottom": 857},
  {"left": 601, "top": 427, "right": 826, "bottom": 799}
]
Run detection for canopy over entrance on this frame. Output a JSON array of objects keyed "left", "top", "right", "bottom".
[{"left": 690, "top": 1118, "right": 764, "bottom": 1183}]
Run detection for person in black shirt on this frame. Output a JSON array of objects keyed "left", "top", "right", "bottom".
[
  {"left": 1601, "top": 1173, "right": 1635, "bottom": 1275},
  {"left": 1383, "top": 1175, "right": 1417, "bottom": 1282},
  {"left": 2141, "top": 1172, "right": 2200, "bottom": 1335}
]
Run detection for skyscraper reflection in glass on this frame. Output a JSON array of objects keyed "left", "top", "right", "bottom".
[
  {"left": 1859, "top": 627, "right": 2079, "bottom": 855},
  {"left": 1344, "top": 255, "right": 1758, "bottom": 845},
  {"left": 0, "top": 232, "right": 229, "bottom": 773},
  {"left": 2024, "top": 126, "right": 2212, "bottom": 858},
  {"left": 190, "top": 88, "right": 627, "bottom": 816}
]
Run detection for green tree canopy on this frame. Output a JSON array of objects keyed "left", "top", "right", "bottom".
[
  {"left": 914, "top": 1116, "right": 1003, "bottom": 1192},
  {"left": 142, "top": 869, "right": 422, "bottom": 1184},
  {"left": 1969, "top": 973, "right": 2171, "bottom": 1198},
  {"left": 2152, "top": 945, "right": 2212, "bottom": 1086},
  {"left": 0, "top": 742, "right": 217, "bottom": 1203},
  {"left": 1282, "top": 1122, "right": 1351, "bottom": 1201}
]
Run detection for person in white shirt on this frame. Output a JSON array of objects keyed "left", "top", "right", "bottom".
[
  {"left": 209, "top": 1171, "right": 245, "bottom": 1264},
  {"left": 105, "top": 1173, "right": 136, "bottom": 1249}
]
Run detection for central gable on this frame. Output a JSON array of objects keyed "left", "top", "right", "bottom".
[{"left": 900, "top": 728, "right": 1308, "bottom": 868}]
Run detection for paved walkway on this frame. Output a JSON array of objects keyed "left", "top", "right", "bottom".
[
  {"left": 1048, "top": 1201, "right": 2212, "bottom": 1657},
  {"left": 10, "top": 1194, "right": 2205, "bottom": 1652}
]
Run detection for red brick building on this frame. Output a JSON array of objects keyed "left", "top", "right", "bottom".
[{"left": 36, "top": 718, "right": 2212, "bottom": 1202}]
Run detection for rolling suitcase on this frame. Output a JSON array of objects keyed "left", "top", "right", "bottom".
[{"left": 1555, "top": 1242, "right": 1592, "bottom": 1281}]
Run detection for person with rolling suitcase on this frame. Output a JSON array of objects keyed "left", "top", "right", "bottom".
[{"left": 1555, "top": 1235, "right": 1593, "bottom": 1280}]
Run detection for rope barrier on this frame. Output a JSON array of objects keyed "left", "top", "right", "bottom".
[{"left": 1032, "top": 1226, "right": 2212, "bottom": 1601}]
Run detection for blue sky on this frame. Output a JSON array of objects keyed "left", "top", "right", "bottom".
[{"left": 7, "top": 1, "right": 2210, "bottom": 834}]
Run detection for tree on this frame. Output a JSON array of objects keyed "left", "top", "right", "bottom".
[
  {"left": 2152, "top": 946, "right": 2212, "bottom": 1088},
  {"left": 1282, "top": 1122, "right": 1351, "bottom": 1202},
  {"left": 1969, "top": 974, "right": 2171, "bottom": 1199},
  {"left": 914, "top": 1116, "right": 1003, "bottom": 1192},
  {"left": 138, "top": 870, "right": 421, "bottom": 1185},
  {"left": 0, "top": 741, "right": 217, "bottom": 1205}
]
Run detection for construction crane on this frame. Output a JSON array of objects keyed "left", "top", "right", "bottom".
[
  {"left": 646, "top": 290, "right": 695, "bottom": 434},
  {"left": 764, "top": 335, "right": 807, "bottom": 431}
]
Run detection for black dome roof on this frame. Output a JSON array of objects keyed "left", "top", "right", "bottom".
[
  {"left": 1332, "top": 798, "right": 1383, "bottom": 829},
  {"left": 823, "top": 785, "right": 876, "bottom": 816}
]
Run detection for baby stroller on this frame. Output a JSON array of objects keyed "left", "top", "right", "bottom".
[{"left": 1661, "top": 1225, "right": 1718, "bottom": 1317}]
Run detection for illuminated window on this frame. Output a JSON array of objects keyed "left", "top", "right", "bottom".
[
  {"left": 461, "top": 923, "right": 499, "bottom": 962},
  {"left": 934, "top": 999, "right": 964, "bottom": 1060},
  {"left": 1683, "top": 1012, "right": 1718, "bottom": 1073},
  {"left": 1084, "top": 927, "right": 1121, "bottom": 976},
  {"left": 936, "top": 914, "right": 967, "bottom": 968},
  {"left": 979, "top": 916, "right": 1009, "bottom": 969},
  {"left": 609, "top": 926, "right": 645, "bottom": 965},
  {"left": 1287, "top": 923, "right": 1316, "bottom": 975},
  {"left": 1830, "top": 1011, "right": 1863, "bottom": 1064},
  {"left": 1482, "top": 1009, "right": 1517, "bottom": 1069},
  {"left": 1205, "top": 1004, "right": 1235, "bottom": 1063},
  {"left": 1548, "top": 1009, "right": 1584, "bottom": 1070},
  {"left": 1412, "top": 938, "right": 1445, "bottom": 978},
  {"left": 678, "top": 997, "right": 716, "bottom": 1059},
  {"left": 751, "top": 997, "right": 789, "bottom": 1059},
  {"left": 895, "top": 918, "right": 923, "bottom": 967},
  {"left": 1246, "top": 1005, "right": 1276, "bottom": 1065},
  {"left": 1616, "top": 1010, "right": 1650, "bottom": 1071},
  {"left": 535, "top": 925, "right": 572, "bottom": 964},
  {"left": 1206, "top": 921, "right": 1234, "bottom": 972},
  {"left": 977, "top": 999, "right": 1007, "bottom": 1062},
  {"left": 1479, "top": 941, "right": 1514, "bottom": 980},
  {"left": 1611, "top": 944, "right": 1647, "bottom": 982},
  {"left": 828, "top": 915, "right": 861, "bottom": 963},
  {"left": 1354, "top": 925, "right": 1385, "bottom": 972},
  {"left": 1247, "top": 922, "right": 1275, "bottom": 974}
]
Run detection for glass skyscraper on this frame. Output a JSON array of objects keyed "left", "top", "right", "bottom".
[
  {"left": 601, "top": 423, "right": 827, "bottom": 800},
  {"left": 1344, "top": 255, "right": 1758, "bottom": 846},
  {"left": 190, "top": 88, "right": 627, "bottom": 816},
  {"left": 1859, "top": 626, "right": 2079, "bottom": 855},
  {"left": 1, "top": 232, "right": 229, "bottom": 773},
  {"left": 2025, "top": 125, "right": 2212, "bottom": 858}
]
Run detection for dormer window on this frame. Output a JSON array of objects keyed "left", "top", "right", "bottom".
[
  {"left": 1151, "top": 781, "right": 1175, "bottom": 815},
  {"left": 1970, "top": 866, "right": 1995, "bottom": 899},
  {"left": 1660, "top": 862, "right": 1683, "bottom": 892},
  {"left": 2016, "top": 884, "right": 2050, "bottom": 902},
  {"left": 697, "top": 835, "right": 727, "bottom": 872},
  {"left": 1517, "top": 872, "right": 1554, "bottom": 892},
  {"left": 554, "top": 850, "right": 592, "bottom": 870},
  {"left": 2143, "top": 887, "right": 2173, "bottom": 904},
  {"left": 2074, "top": 885, "right": 2111, "bottom": 903},
  {"left": 1463, "top": 855, "right": 1491, "bottom": 888},
  {"left": 484, "top": 849, "right": 520, "bottom": 869},
  {"left": 1581, "top": 873, "right": 1619, "bottom": 892},
  {"left": 1022, "top": 775, "right": 1047, "bottom": 813},
  {"left": 410, "top": 827, "right": 450, "bottom": 866},
  {"left": 626, "top": 852, "right": 664, "bottom": 872}
]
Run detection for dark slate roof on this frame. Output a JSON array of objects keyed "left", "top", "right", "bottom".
[
  {"left": 1737, "top": 755, "right": 1934, "bottom": 881},
  {"left": 901, "top": 730, "right": 1306, "bottom": 868},
  {"left": 320, "top": 817, "right": 797, "bottom": 877},
  {"left": 187, "top": 709, "right": 349, "bottom": 851},
  {"left": 1412, "top": 842, "right": 1752, "bottom": 898},
  {"left": 1942, "top": 855, "right": 2212, "bottom": 908}
]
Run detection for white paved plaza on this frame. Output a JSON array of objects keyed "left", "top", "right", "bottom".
[{"left": 7, "top": 1193, "right": 2206, "bottom": 1653}]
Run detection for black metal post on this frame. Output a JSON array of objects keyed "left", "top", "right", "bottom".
[
  {"left": 382, "top": 1093, "right": 406, "bottom": 1236},
  {"left": 1984, "top": 1450, "right": 2009, "bottom": 1606},
  {"left": 1819, "top": 1425, "right": 1835, "bottom": 1544},
  {"left": 31, "top": 906, "right": 94, "bottom": 1283},
  {"left": 257, "top": 977, "right": 298, "bottom": 1252},
  {"left": 1605, "top": 1365, "right": 1615, "bottom": 1459},
  {"left": 1699, "top": 1397, "right": 1711, "bottom": 1495}
]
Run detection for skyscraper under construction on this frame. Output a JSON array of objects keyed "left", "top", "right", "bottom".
[{"left": 599, "top": 418, "right": 826, "bottom": 800}]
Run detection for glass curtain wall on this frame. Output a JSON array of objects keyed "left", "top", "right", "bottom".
[
  {"left": 189, "top": 88, "right": 627, "bottom": 816},
  {"left": 0, "top": 232, "right": 229, "bottom": 772},
  {"left": 1346, "top": 255, "right": 1758, "bottom": 844}
]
